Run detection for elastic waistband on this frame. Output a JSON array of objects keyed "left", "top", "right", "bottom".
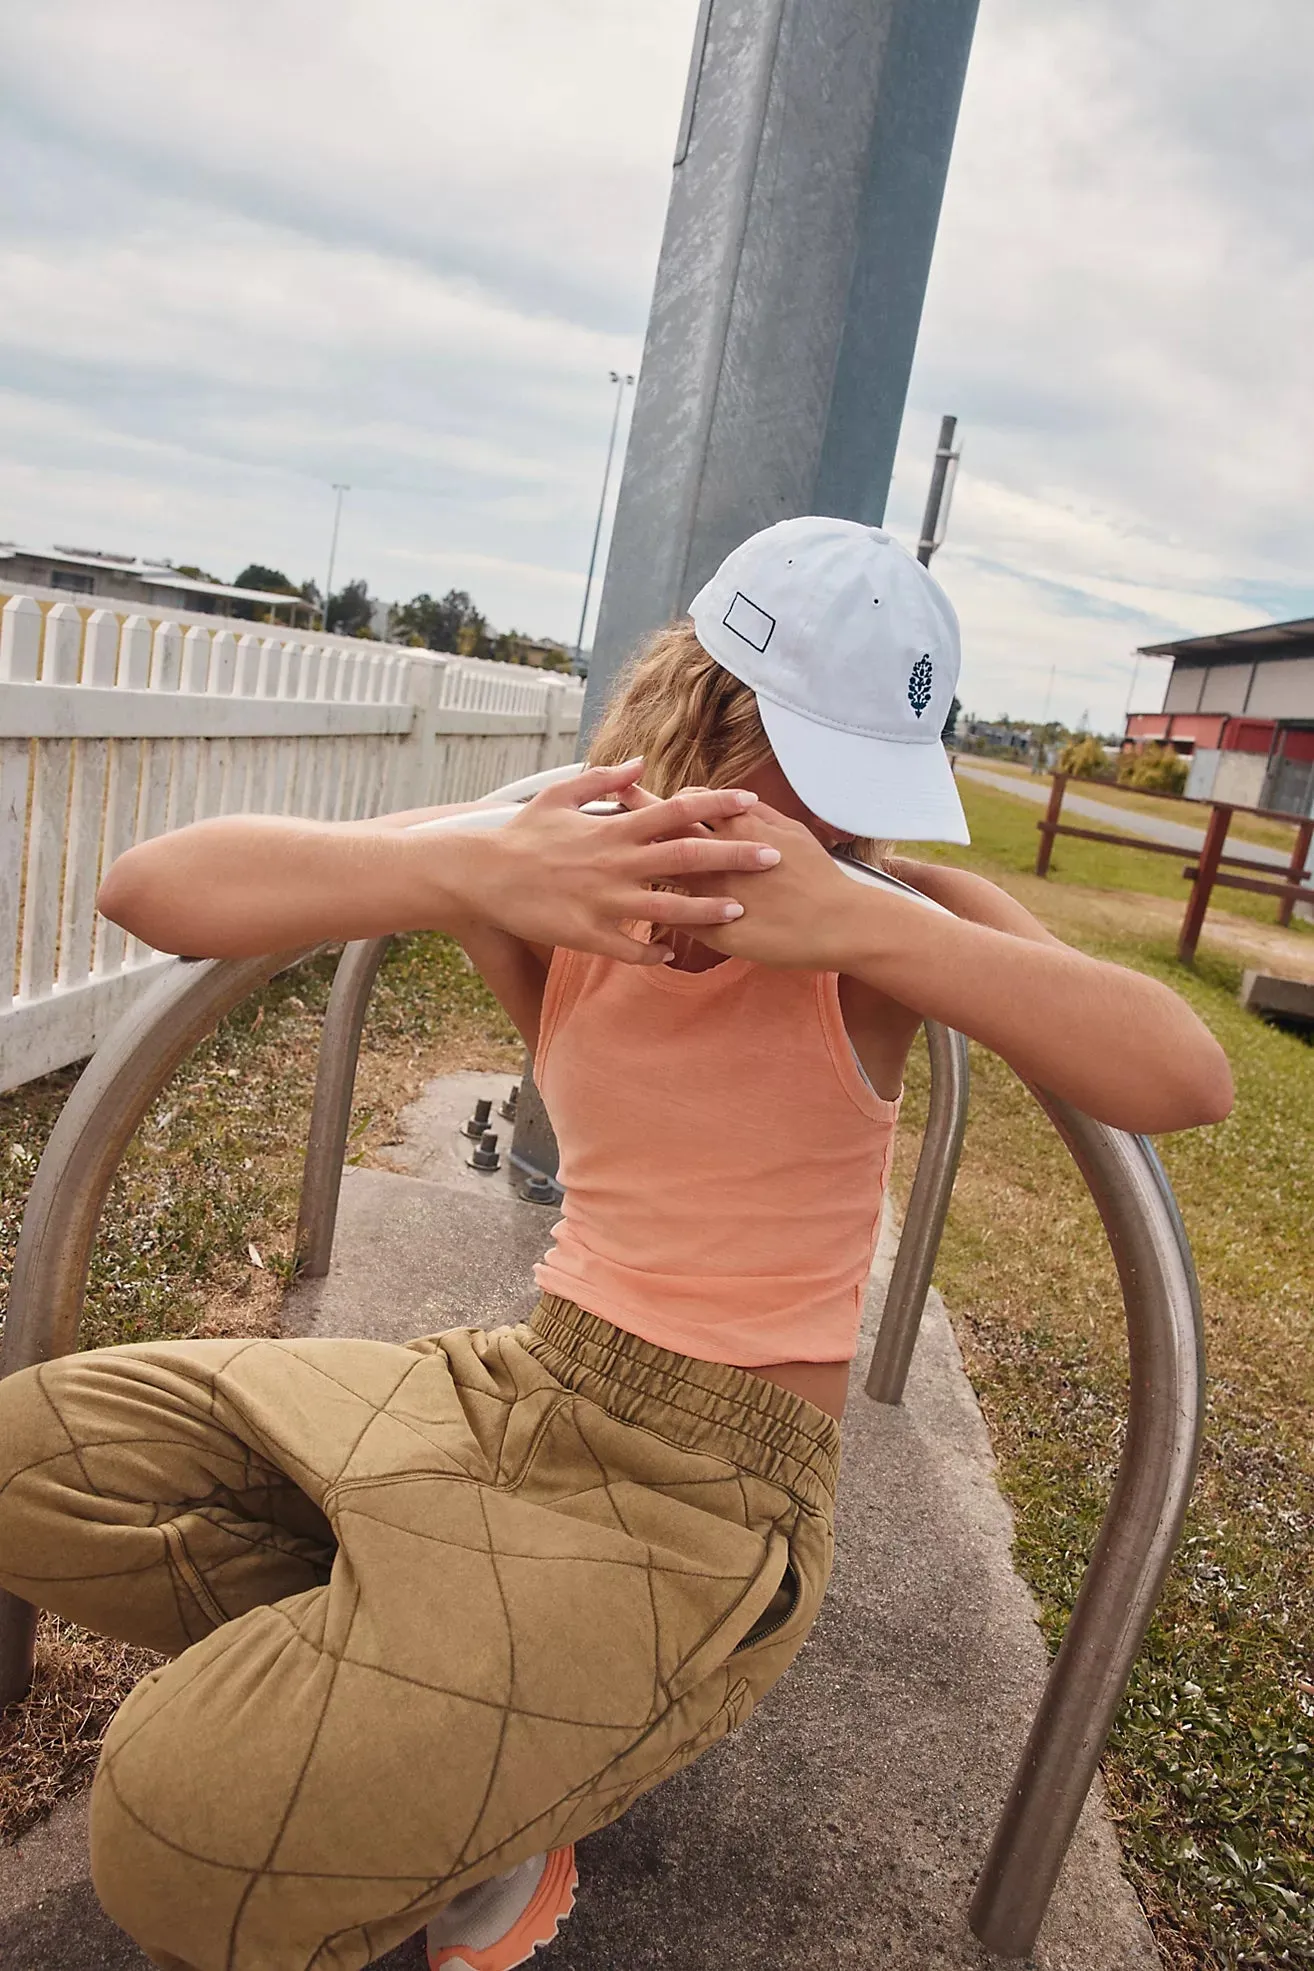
[{"left": 521, "top": 1295, "right": 840, "bottom": 1515}]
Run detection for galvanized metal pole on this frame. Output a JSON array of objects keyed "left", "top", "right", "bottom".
[
  {"left": 530, "top": 0, "right": 980, "bottom": 1198},
  {"left": 584, "top": 0, "right": 980, "bottom": 732}
]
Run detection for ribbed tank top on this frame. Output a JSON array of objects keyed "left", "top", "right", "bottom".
[{"left": 533, "top": 947, "right": 900, "bottom": 1367}]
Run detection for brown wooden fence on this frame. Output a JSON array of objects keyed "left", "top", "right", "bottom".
[{"left": 1033, "top": 773, "right": 1314, "bottom": 963}]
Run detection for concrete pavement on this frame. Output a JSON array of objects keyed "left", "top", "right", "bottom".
[{"left": 0, "top": 1071, "right": 1160, "bottom": 1970}]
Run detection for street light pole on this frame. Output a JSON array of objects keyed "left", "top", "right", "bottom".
[
  {"left": 573, "top": 372, "right": 634, "bottom": 672},
  {"left": 1032, "top": 658, "right": 1059, "bottom": 773},
  {"left": 917, "top": 414, "right": 961, "bottom": 566},
  {"left": 322, "top": 483, "right": 349, "bottom": 634}
]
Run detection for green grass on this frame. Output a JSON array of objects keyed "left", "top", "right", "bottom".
[
  {"left": 940, "top": 774, "right": 1311, "bottom": 933},
  {"left": 893, "top": 782, "right": 1314, "bottom": 1968}
]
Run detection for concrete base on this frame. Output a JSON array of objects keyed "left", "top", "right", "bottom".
[
  {"left": 0, "top": 1071, "right": 1160, "bottom": 1970},
  {"left": 1240, "top": 970, "right": 1314, "bottom": 1026}
]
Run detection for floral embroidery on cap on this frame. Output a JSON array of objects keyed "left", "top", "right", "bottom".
[{"left": 908, "top": 654, "right": 933, "bottom": 717}]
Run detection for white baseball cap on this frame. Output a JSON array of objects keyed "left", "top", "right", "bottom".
[{"left": 689, "top": 515, "right": 969, "bottom": 843}]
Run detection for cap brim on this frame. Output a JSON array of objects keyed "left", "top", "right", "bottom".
[{"left": 757, "top": 696, "right": 970, "bottom": 844}]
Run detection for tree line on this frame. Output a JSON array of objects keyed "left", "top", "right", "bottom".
[
  {"left": 387, "top": 589, "right": 572, "bottom": 669},
  {"left": 186, "top": 563, "right": 571, "bottom": 669}
]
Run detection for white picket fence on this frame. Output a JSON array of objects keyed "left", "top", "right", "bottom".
[{"left": 0, "top": 591, "right": 583, "bottom": 1092}]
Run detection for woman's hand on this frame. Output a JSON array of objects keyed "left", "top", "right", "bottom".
[
  {"left": 678, "top": 802, "right": 875, "bottom": 969},
  {"left": 449, "top": 760, "right": 784, "bottom": 964}
]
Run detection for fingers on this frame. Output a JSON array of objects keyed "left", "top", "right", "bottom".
[
  {"left": 538, "top": 758, "right": 646, "bottom": 809},
  {"left": 635, "top": 833, "right": 781, "bottom": 880},
  {"left": 619, "top": 786, "right": 761, "bottom": 842},
  {"left": 641, "top": 890, "right": 747, "bottom": 928},
  {"left": 592, "top": 925, "right": 677, "bottom": 966},
  {"left": 612, "top": 779, "right": 663, "bottom": 811}
]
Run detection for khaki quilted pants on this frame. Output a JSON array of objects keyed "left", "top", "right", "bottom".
[{"left": 0, "top": 1296, "right": 838, "bottom": 1971}]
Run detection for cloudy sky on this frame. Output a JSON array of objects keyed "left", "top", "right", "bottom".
[{"left": 2, "top": 0, "right": 1311, "bottom": 731}]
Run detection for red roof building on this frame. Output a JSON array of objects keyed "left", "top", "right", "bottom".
[{"left": 1125, "top": 615, "right": 1314, "bottom": 817}]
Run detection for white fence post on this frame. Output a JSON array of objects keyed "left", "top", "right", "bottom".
[
  {"left": 83, "top": 610, "right": 120, "bottom": 688},
  {"left": 539, "top": 681, "right": 564, "bottom": 772},
  {"left": 403, "top": 656, "right": 445, "bottom": 812},
  {"left": 0, "top": 599, "right": 43, "bottom": 1017},
  {"left": 208, "top": 631, "right": 238, "bottom": 694},
  {"left": 94, "top": 617, "right": 151, "bottom": 976},
  {"left": 236, "top": 634, "right": 262, "bottom": 696},
  {"left": 116, "top": 615, "right": 152, "bottom": 688},
  {"left": 57, "top": 614, "right": 117, "bottom": 990},
  {"left": 0, "top": 594, "right": 41, "bottom": 681},
  {"left": 19, "top": 607, "right": 82, "bottom": 1004},
  {"left": 149, "top": 620, "right": 182, "bottom": 690}
]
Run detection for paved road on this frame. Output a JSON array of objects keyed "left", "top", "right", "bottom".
[{"left": 955, "top": 763, "right": 1307, "bottom": 876}]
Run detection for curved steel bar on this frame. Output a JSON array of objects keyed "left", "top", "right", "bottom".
[
  {"left": 969, "top": 1102, "right": 1204, "bottom": 1957},
  {"left": 825, "top": 851, "right": 972, "bottom": 1406},
  {"left": 0, "top": 945, "right": 312, "bottom": 1704},
  {"left": 471, "top": 761, "right": 585, "bottom": 802},
  {"left": 295, "top": 936, "right": 394, "bottom": 1277},
  {"left": 866, "top": 1019, "right": 970, "bottom": 1404}
]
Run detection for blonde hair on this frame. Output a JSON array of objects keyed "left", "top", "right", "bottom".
[{"left": 589, "top": 619, "right": 889, "bottom": 866}]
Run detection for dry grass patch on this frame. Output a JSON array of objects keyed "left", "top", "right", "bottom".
[{"left": 0, "top": 1620, "right": 161, "bottom": 1844}]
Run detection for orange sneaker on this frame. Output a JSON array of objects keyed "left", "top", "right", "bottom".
[{"left": 426, "top": 1847, "right": 578, "bottom": 1971}]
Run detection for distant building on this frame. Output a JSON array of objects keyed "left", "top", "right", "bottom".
[
  {"left": 1125, "top": 615, "right": 1314, "bottom": 818},
  {"left": 0, "top": 543, "right": 316, "bottom": 627},
  {"left": 498, "top": 634, "right": 572, "bottom": 671},
  {"left": 963, "top": 720, "right": 1031, "bottom": 755},
  {"left": 525, "top": 637, "right": 572, "bottom": 671}
]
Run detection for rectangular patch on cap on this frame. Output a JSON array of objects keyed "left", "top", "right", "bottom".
[{"left": 723, "top": 591, "right": 775, "bottom": 652}]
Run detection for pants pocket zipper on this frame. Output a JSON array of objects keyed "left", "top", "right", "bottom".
[{"left": 733, "top": 1559, "right": 799, "bottom": 1652}]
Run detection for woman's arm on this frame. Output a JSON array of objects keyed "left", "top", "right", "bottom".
[
  {"left": 96, "top": 763, "right": 781, "bottom": 966},
  {"left": 695, "top": 809, "right": 1234, "bottom": 1134},
  {"left": 883, "top": 855, "right": 1062, "bottom": 944},
  {"left": 97, "top": 796, "right": 501, "bottom": 957}
]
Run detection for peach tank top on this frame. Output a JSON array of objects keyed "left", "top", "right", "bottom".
[{"left": 533, "top": 948, "right": 900, "bottom": 1367}]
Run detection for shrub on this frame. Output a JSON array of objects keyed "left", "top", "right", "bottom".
[
  {"left": 1057, "top": 735, "right": 1109, "bottom": 779},
  {"left": 1118, "top": 743, "right": 1189, "bottom": 795}
]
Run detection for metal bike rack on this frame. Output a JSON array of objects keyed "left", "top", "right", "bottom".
[{"left": 0, "top": 769, "right": 1204, "bottom": 1960}]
